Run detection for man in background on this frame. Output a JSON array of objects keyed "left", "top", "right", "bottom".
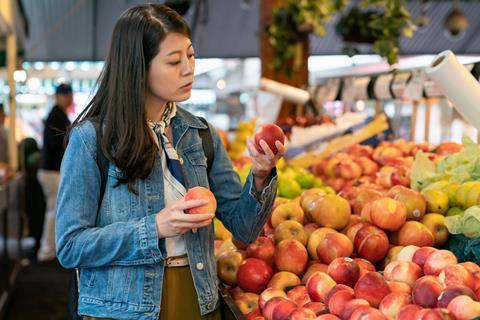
[{"left": 38, "top": 83, "right": 72, "bottom": 262}]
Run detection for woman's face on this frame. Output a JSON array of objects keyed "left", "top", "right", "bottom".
[{"left": 146, "top": 32, "right": 195, "bottom": 104}]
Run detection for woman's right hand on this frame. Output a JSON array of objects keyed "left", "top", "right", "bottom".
[{"left": 155, "top": 199, "right": 214, "bottom": 238}]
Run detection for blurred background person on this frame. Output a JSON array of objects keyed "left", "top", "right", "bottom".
[
  {"left": 0, "top": 103, "right": 9, "bottom": 164},
  {"left": 37, "top": 83, "right": 73, "bottom": 262}
]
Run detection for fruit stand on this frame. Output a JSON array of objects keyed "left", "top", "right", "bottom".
[{"left": 213, "top": 53, "right": 480, "bottom": 320}]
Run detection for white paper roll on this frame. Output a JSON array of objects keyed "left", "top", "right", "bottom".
[
  {"left": 260, "top": 78, "right": 310, "bottom": 104},
  {"left": 426, "top": 50, "right": 480, "bottom": 130}
]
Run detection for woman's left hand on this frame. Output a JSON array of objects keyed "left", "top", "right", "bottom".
[{"left": 246, "top": 137, "right": 286, "bottom": 183}]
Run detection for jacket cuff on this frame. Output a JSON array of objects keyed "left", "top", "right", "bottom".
[
  {"left": 138, "top": 214, "right": 163, "bottom": 262},
  {"left": 249, "top": 168, "right": 278, "bottom": 203}
]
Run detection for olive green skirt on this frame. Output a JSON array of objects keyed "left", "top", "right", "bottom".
[{"left": 83, "top": 266, "right": 221, "bottom": 320}]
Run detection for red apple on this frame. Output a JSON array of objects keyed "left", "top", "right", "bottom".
[
  {"left": 412, "top": 275, "right": 443, "bottom": 308},
  {"left": 286, "top": 285, "right": 310, "bottom": 307},
  {"left": 235, "top": 292, "right": 260, "bottom": 315},
  {"left": 352, "top": 189, "right": 383, "bottom": 215},
  {"left": 437, "top": 285, "right": 477, "bottom": 308},
  {"left": 354, "top": 225, "right": 390, "bottom": 263},
  {"left": 185, "top": 186, "right": 217, "bottom": 214},
  {"left": 316, "top": 232, "right": 353, "bottom": 264},
  {"left": 274, "top": 240, "right": 308, "bottom": 276},
  {"left": 274, "top": 220, "right": 307, "bottom": 246},
  {"left": 328, "top": 289, "right": 355, "bottom": 316},
  {"left": 353, "top": 258, "right": 376, "bottom": 278},
  {"left": 396, "top": 245, "right": 420, "bottom": 262},
  {"left": 447, "top": 295, "right": 480, "bottom": 320},
  {"left": 420, "top": 308, "right": 456, "bottom": 320},
  {"left": 369, "top": 197, "right": 407, "bottom": 231},
  {"left": 387, "top": 280, "right": 412, "bottom": 294},
  {"left": 237, "top": 258, "right": 274, "bottom": 293},
  {"left": 307, "top": 227, "right": 337, "bottom": 261},
  {"left": 412, "top": 247, "right": 438, "bottom": 269},
  {"left": 423, "top": 250, "right": 458, "bottom": 276},
  {"left": 302, "top": 262, "right": 328, "bottom": 284},
  {"left": 255, "top": 124, "right": 285, "bottom": 154},
  {"left": 388, "top": 185, "right": 426, "bottom": 220},
  {"left": 309, "top": 195, "right": 351, "bottom": 230},
  {"left": 354, "top": 272, "right": 391, "bottom": 307},
  {"left": 327, "top": 257, "right": 360, "bottom": 288},
  {"left": 259, "top": 288, "right": 288, "bottom": 311},
  {"left": 247, "top": 236, "right": 276, "bottom": 266},
  {"left": 263, "top": 297, "right": 288, "bottom": 320},
  {"left": 316, "top": 315, "right": 340, "bottom": 320},
  {"left": 394, "top": 221, "right": 435, "bottom": 247},
  {"left": 383, "top": 260, "right": 423, "bottom": 287},
  {"left": 379, "top": 292, "right": 412, "bottom": 319},
  {"left": 268, "top": 271, "right": 301, "bottom": 291},
  {"left": 271, "top": 299, "right": 297, "bottom": 320},
  {"left": 340, "top": 298, "right": 370, "bottom": 320},
  {"left": 459, "top": 262, "right": 480, "bottom": 274},
  {"left": 217, "top": 250, "right": 244, "bottom": 286},
  {"left": 306, "top": 272, "right": 336, "bottom": 303},
  {"left": 303, "top": 301, "right": 327, "bottom": 316}
]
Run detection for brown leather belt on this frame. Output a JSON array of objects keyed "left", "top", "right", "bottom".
[{"left": 165, "top": 255, "right": 189, "bottom": 267}]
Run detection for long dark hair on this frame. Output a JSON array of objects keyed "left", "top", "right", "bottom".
[{"left": 70, "top": 4, "right": 191, "bottom": 192}]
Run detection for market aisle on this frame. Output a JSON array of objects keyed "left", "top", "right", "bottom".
[{"left": 6, "top": 259, "right": 70, "bottom": 320}]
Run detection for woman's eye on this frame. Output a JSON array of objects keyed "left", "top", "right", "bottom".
[
  {"left": 169, "top": 61, "right": 181, "bottom": 66},
  {"left": 188, "top": 54, "right": 195, "bottom": 59}
]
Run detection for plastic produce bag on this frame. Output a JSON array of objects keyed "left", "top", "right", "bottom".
[{"left": 445, "top": 206, "right": 480, "bottom": 238}]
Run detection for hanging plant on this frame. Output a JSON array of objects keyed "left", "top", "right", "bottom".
[
  {"left": 265, "top": 0, "right": 347, "bottom": 75},
  {"left": 337, "top": 0, "right": 416, "bottom": 64}
]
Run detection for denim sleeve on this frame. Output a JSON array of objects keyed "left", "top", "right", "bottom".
[
  {"left": 55, "top": 123, "right": 162, "bottom": 269},
  {"left": 206, "top": 124, "right": 277, "bottom": 244}
]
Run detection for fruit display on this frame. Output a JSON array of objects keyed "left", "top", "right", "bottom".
[{"left": 211, "top": 129, "right": 480, "bottom": 319}]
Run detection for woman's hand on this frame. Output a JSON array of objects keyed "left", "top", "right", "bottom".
[
  {"left": 246, "top": 138, "right": 286, "bottom": 192},
  {"left": 155, "top": 199, "right": 214, "bottom": 238}
]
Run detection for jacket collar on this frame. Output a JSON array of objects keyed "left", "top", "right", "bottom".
[{"left": 172, "top": 106, "right": 208, "bottom": 130}]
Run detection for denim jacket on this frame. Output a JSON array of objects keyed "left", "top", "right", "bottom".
[{"left": 56, "top": 107, "right": 277, "bottom": 319}]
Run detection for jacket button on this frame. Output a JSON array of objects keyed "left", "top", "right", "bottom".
[{"left": 196, "top": 262, "right": 204, "bottom": 270}]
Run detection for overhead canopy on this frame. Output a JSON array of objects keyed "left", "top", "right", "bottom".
[{"left": 19, "top": 0, "right": 480, "bottom": 62}]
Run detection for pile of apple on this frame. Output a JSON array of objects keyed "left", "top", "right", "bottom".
[
  {"left": 215, "top": 189, "right": 480, "bottom": 319},
  {"left": 311, "top": 140, "right": 462, "bottom": 194}
]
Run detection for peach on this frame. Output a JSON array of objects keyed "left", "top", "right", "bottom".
[
  {"left": 397, "top": 304, "right": 423, "bottom": 320},
  {"left": 286, "top": 307, "right": 316, "bottom": 319},
  {"left": 423, "top": 250, "right": 458, "bottom": 276},
  {"left": 439, "top": 264, "right": 476, "bottom": 290},
  {"left": 271, "top": 203, "right": 304, "bottom": 228},
  {"left": 306, "top": 272, "right": 336, "bottom": 303},
  {"left": 185, "top": 186, "right": 217, "bottom": 214},
  {"left": 387, "top": 280, "right": 412, "bottom": 294},
  {"left": 340, "top": 298, "right": 370, "bottom": 320},
  {"left": 379, "top": 292, "right": 412, "bottom": 319},
  {"left": 437, "top": 285, "right": 477, "bottom": 308},
  {"left": 354, "top": 272, "right": 391, "bottom": 307},
  {"left": 268, "top": 272, "right": 301, "bottom": 291},
  {"left": 287, "top": 285, "right": 310, "bottom": 307},
  {"left": 274, "top": 220, "right": 307, "bottom": 246},
  {"left": 459, "top": 262, "right": 480, "bottom": 274},
  {"left": 360, "top": 202, "right": 373, "bottom": 223},
  {"left": 354, "top": 225, "right": 390, "bottom": 263},
  {"left": 395, "top": 221, "right": 435, "bottom": 247},
  {"left": 327, "top": 257, "right": 360, "bottom": 288},
  {"left": 412, "top": 275, "right": 443, "bottom": 308},
  {"left": 316, "top": 232, "right": 353, "bottom": 264},
  {"left": 254, "top": 123, "right": 285, "bottom": 154},
  {"left": 259, "top": 288, "right": 288, "bottom": 311},
  {"left": 384, "top": 261, "right": 423, "bottom": 287},
  {"left": 307, "top": 227, "right": 336, "bottom": 261},
  {"left": 328, "top": 289, "right": 355, "bottom": 316},
  {"left": 370, "top": 197, "right": 407, "bottom": 231},
  {"left": 397, "top": 245, "right": 420, "bottom": 262},
  {"left": 349, "top": 306, "right": 388, "bottom": 320},
  {"left": 447, "top": 295, "right": 480, "bottom": 320},
  {"left": 388, "top": 185, "right": 426, "bottom": 220},
  {"left": 309, "top": 195, "right": 351, "bottom": 230},
  {"left": 316, "top": 314, "right": 340, "bottom": 320},
  {"left": 418, "top": 308, "right": 455, "bottom": 319},
  {"left": 302, "top": 262, "right": 329, "bottom": 284},
  {"left": 412, "top": 246, "right": 438, "bottom": 269}
]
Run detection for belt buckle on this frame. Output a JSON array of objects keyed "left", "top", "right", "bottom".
[{"left": 166, "top": 255, "right": 188, "bottom": 267}]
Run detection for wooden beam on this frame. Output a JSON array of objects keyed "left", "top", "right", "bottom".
[
  {"left": 260, "top": 0, "right": 309, "bottom": 119},
  {"left": 0, "top": 0, "right": 18, "bottom": 172}
]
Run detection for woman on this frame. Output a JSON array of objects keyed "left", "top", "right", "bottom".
[{"left": 56, "top": 4, "right": 284, "bottom": 320}]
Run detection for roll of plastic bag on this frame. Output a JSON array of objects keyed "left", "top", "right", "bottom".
[
  {"left": 260, "top": 78, "right": 310, "bottom": 105},
  {"left": 426, "top": 50, "right": 480, "bottom": 130}
]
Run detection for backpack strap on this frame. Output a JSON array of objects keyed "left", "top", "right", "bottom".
[
  {"left": 90, "top": 118, "right": 109, "bottom": 205},
  {"left": 198, "top": 117, "right": 214, "bottom": 174}
]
